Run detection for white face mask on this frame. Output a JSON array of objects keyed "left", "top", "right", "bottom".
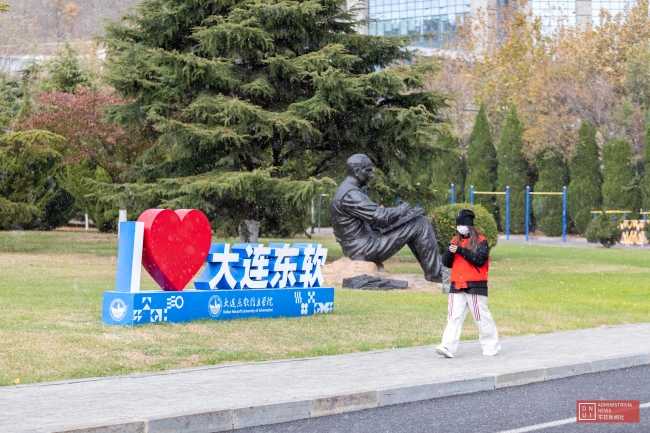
[{"left": 456, "top": 225, "right": 469, "bottom": 235}]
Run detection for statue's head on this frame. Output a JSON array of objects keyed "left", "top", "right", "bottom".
[{"left": 346, "top": 154, "right": 374, "bottom": 186}]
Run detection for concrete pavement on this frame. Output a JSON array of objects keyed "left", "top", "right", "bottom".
[{"left": 3, "top": 323, "right": 650, "bottom": 433}]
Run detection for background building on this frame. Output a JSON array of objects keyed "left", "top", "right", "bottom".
[{"left": 352, "top": 0, "right": 634, "bottom": 47}]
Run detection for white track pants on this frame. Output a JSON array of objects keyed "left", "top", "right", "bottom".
[{"left": 440, "top": 292, "right": 499, "bottom": 355}]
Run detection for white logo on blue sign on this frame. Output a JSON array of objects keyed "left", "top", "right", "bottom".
[
  {"left": 110, "top": 298, "right": 127, "bottom": 321},
  {"left": 208, "top": 295, "right": 222, "bottom": 317}
]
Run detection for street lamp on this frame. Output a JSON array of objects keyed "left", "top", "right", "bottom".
[{"left": 319, "top": 194, "right": 329, "bottom": 232}]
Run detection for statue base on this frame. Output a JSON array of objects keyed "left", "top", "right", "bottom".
[
  {"left": 102, "top": 288, "right": 335, "bottom": 326},
  {"left": 322, "top": 258, "right": 441, "bottom": 293}
]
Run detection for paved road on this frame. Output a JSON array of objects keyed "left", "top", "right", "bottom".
[{"left": 236, "top": 365, "right": 650, "bottom": 433}]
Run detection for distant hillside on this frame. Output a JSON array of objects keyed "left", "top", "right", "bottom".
[{"left": 3, "top": 0, "right": 140, "bottom": 54}]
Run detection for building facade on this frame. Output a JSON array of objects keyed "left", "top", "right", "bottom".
[{"left": 353, "top": 0, "right": 634, "bottom": 47}]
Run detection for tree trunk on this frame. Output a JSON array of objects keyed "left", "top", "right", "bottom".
[{"left": 238, "top": 219, "right": 260, "bottom": 243}]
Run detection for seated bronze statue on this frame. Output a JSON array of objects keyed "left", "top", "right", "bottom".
[{"left": 331, "top": 154, "right": 442, "bottom": 282}]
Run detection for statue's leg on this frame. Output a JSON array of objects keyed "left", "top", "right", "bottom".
[
  {"left": 405, "top": 216, "right": 441, "bottom": 281},
  {"left": 365, "top": 216, "right": 441, "bottom": 281}
]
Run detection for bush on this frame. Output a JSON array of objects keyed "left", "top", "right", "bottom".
[
  {"left": 497, "top": 106, "right": 529, "bottom": 233},
  {"left": 585, "top": 213, "right": 622, "bottom": 248},
  {"left": 465, "top": 104, "right": 497, "bottom": 217},
  {"left": 568, "top": 122, "right": 602, "bottom": 234},
  {"left": 429, "top": 203, "right": 499, "bottom": 254},
  {"left": 533, "top": 149, "right": 569, "bottom": 237}
]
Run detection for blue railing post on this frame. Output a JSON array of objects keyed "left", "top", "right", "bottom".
[
  {"left": 451, "top": 184, "right": 455, "bottom": 204},
  {"left": 318, "top": 195, "right": 322, "bottom": 232},
  {"left": 397, "top": 196, "right": 402, "bottom": 206},
  {"left": 525, "top": 186, "right": 530, "bottom": 242},
  {"left": 416, "top": 203, "right": 421, "bottom": 209},
  {"left": 364, "top": 187, "right": 368, "bottom": 195},
  {"left": 562, "top": 186, "right": 567, "bottom": 243},
  {"left": 470, "top": 185, "right": 474, "bottom": 205},
  {"left": 506, "top": 186, "right": 510, "bottom": 241}
]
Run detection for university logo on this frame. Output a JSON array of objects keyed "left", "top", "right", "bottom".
[
  {"left": 208, "top": 295, "right": 223, "bottom": 317},
  {"left": 110, "top": 298, "right": 127, "bottom": 321}
]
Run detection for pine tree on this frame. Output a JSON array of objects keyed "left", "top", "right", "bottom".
[
  {"left": 567, "top": 122, "right": 602, "bottom": 234},
  {"left": 98, "top": 0, "right": 449, "bottom": 240},
  {"left": 602, "top": 138, "right": 641, "bottom": 216},
  {"left": 465, "top": 104, "right": 497, "bottom": 218},
  {"left": 496, "top": 106, "right": 529, "bottom": 233},
  {"left": 532, "top": 149, "right": 569, "bottom": 236}
]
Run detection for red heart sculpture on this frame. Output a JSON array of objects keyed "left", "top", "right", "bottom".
[{"left": 137, "top": 209, "right": 212, "bottom": 291}]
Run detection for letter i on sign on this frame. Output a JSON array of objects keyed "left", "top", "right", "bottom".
[{"left": 115, "top": 221, "right": 144, "bottom": 293}]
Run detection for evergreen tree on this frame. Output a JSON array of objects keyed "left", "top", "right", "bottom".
[
  {"left": 98, "top": 0, "right": 449, "bottom": 240},
  {"left": 0, "top": 130, "right": 74, "bottom": 229},
  {"left": 567, "top": 122, "right": 602, "bottom": 234},
  {"left": 412, "top": 132, "right": 464, "bottom": 210},
  {"left": 496, "top": 106, "right": 529, "bottom": 233},
  {"left": 640, "top": 112, "right": 650, "bottom": 211},
  {"left": 465, "top": 104, "right": 497, "bottom": 217},
  {"left": 602, "top": 138, "right": 641, "bottom": 216},
  {"left": 41, "top": 42, "right": 94, "bottom": 93},
  {"left": 0, "top": 75, "right": 22, "bottom": 133},
  {"left": 532, "top": 149, "right": 569, "bottom": 236}
]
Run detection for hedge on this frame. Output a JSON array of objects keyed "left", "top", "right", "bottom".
[{"left": 429, "top": 203, "right": 498, "bottom": 254}]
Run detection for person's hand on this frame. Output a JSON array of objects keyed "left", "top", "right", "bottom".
[
  {"left": 449, "top": 244, "right": 458, "bottom": 253},
  {"left": 399, "top": 202, "right": 412, "bottom": 213}
]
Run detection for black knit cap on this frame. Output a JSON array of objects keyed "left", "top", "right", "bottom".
[{"left": 456, "top": 209, "right": 475, "bottom": 226}]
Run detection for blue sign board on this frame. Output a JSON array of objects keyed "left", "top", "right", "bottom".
[
  {"left": 102, "top": 221, "right": 335, "bottom": 326},
  {"left": 103, "top": 287, "right": 335, "bottom": 326}
]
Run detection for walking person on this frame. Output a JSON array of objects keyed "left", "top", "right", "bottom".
[{"left": 436, "top": 210, "right": 501, "bottom": 358}]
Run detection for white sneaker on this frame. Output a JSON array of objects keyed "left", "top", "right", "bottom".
[
  {"left": 436, "top": 345, "right": 454, "bottom": 358},
  {"left": 483, "top": 344, "right": 502, "bottom": 356}
]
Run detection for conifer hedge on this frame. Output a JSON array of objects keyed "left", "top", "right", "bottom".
[
  {"left": 533, "top": 149, "right": 569, "bottom": 236},
  {"left": 465, "top": 104, "right": 497, "bottom": 217},
  {"left": 602, "top": 138, "right": 641, "bottom": 216},
  {"left": 640, "top": 116, "right": 650, "bottom": 212},
  {"left": 567, "top": 122, "right": 602, "bottom": 234},
  {"left": 497, "top": 106, "right": 529, "bottom": 233}
]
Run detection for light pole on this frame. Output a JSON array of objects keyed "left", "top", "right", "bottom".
[{"left": 318, "top": 194, "right": 329, "bottom": 232}]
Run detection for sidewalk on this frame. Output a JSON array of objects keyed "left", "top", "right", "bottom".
[{"left": 3, "top": 323, "right": 650, "bottom": 433}]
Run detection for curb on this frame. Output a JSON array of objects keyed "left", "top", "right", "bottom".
[{"left": 50, "top": 352, "right": 650, "bottom": 433}]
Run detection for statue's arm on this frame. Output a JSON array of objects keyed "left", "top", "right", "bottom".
[{"left": 341, "top": 190, "right": 406, "bottom": 228}]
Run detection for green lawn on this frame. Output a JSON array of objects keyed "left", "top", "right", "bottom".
[{"left": 0, "top": 229, "right": 648, "bottom": 386}]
